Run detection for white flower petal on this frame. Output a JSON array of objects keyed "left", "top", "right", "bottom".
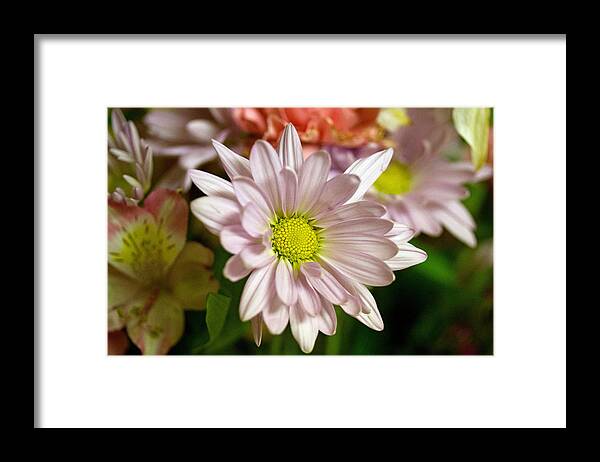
[
  {"left": 250, "top": 140, "right": 283, "bottom": 212},
  {"left": 188, "top": 169, "right": 235, "bottom": 199},
  {"left": 301, "top": 262, "right": 351, "bottom": 305},
  {"left": 431, "top": 206, "right": 477, "bottom": 247},
  {"left": 262, "top": 299, "right": 290, "bottom": 335},
  {"left": 310, "top": 174, "right": 360, "bottom": 215},
  {"left": 241, "top": 203, "right": 271, "bottom": 238},
  {"left": 278, "top": 123, "right": 304, "bottom": 173},
  {"left": 321, "top": 252, "right": 395, "bottom": 287},
  {"left": 220, "top": 225, "right": 256, "bottom": 254},
  {"left": 296, "top": 273, "right": 322, "bottom": 316},
  {"left": 239, "top": 260, "right": 277, "bottom": 321},
  {"left": 232, "top": 176, "right": 273, "bottom": 219},
  {"left": 211, "top": 139, "right": 251, "bottom": 179},
  {"left": 385, "top": 242, "right": 428, "bottom": 270},
  {"left": 223, "top": 254, "right": 252, "bottom": 282},
  {"left": 344, "top": 148, "right": 393, "bottom": 203},
  {"left": 386, "top": 222, "right": 416, "bottom": 245},
  {"left": 190, "top": 196, "right": 240, "bottom": 235},
  {"left": 297, "top": 150, "right": 331, "bottom": 212},
  {"left": 240, "top": 244, "right": 275, "bottom": 269},
  {"left": 325, "top": 235, "right": 399, "bottom": 260},
  {"left": 317, "top": 299, "right": 337, "bottom": 335},
  {"left": 353, "top": 284, "right": 384, "bottom": 331},
  {"left": 289, "top": 304, "right": 319, "bottom": 354},
  {"left": 186, "top": 119, "right": 219, "bottom": 142},
  {"left": 280, "top": 167, "right": 298, "bottom": 215},
  {"left": 314, "top": 201, "right": 386, "bottom": 227},
  {"left": 324, "top": 218, "right": 394, "bottom": 237},
  {"left": 275, "top": 259, "right": 298, "bottom": 306}
]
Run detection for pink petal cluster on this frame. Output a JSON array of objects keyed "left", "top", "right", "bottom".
[{"left": 189, "top": 124, "right": 426, "bottom": 353}]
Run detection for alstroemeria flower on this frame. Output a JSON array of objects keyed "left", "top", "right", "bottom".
[
  {"left": 108, "top": 188, "right": 219, "bottom": 354},
  {"left": 332, "top": 109, "right": 492, "bottom": 247},
  {"left": 143, "top": 109, "right": 232, "bottom": 191},
  {"left": 189, "top": 124, "right": 427, "bottom": 353}
]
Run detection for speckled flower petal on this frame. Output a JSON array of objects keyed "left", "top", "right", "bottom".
[
  {"left": 126, "top": 290, "right": 185, "bottom": 355},
  {"left": 167, "top": 242, "right": 219, "bottom": 310}
]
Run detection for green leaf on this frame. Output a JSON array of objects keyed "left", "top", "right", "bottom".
[
  {"left": 452, "top": 108, "right": 491, "bottom": 170},
  {"left": 205, "top": 293, "right": 231, "bottom": 345}
]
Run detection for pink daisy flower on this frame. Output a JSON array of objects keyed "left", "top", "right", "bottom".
[{"left": 189, "top": 124, "right": 427, "bottom": 353}]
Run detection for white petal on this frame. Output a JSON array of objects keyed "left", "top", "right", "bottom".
[
  {"left": 289, "top": 304, "right": 319, "bottom": 354},
  {"left": 325, "top": 235, "right": 399, "bottom": 260},
  {"left": 297, "top": 150, "right": 331, "bottom": 212},
  {"left": 353, "top": 284, "right": 384, "bottom": 331},
  {"left": 190, "top": 196, "right": 240, "bottom": 235},
  {"left": 250, "top": 140, "right": 283, "bottom": 212},
  {"left": 262, "top": 300, "right": 290, "bottom": 335},
  {"left": 188, "top": 169, "right": 235, "bottom": 198},
  {"left": 179, "top": 148, "right": 217, "bottom": 170},
  {"left": 211, "top": 139, "right": 251, "bottom": 179},
  {"left": 402, "top": 197, "right": 443, "bottom": 236},
  {"left": 280, "top": 167, "right": 298, "bottom": 215},
  {"left": 314, "top": 201, "right": 386, "bottom": 227},
  {"left": 241, "top": 203, "right": 270, "bottom": 238},
  {"left": 321, "top": 252, "right": 395, "bottom": 287},
  {"left": 220, "top": 225, "right": 256, "bottom": 254},
  {"left": 240, "top": 244, "right": 275, "bottom": 269},
  {"left": 251, "top": 314, "right": 263, "bottom": 347},
  {"left": 239, "top": 261, "right": 277, "bottom": 321},
  {"left": 301, "top": 262, "right": 351, "bottom": 305},
  {"left": 186, "top": 119, "right": 219, "bottom": 142},
  {"left": 386, "top": 221, "right": 416, "bottom": 244},
  {"left": 296, "top": 273, "right": 322, "bottom": 316},
  {"left": 318, "top": 299, "right": 337, "bottom": 335},
  {"left": 275, "top": 259, "right": 298, "bottom": 306},
  {"left": 310, "top": 174, "right": 360, "bottom": 215},
  {"left": 223, "top": 254, "right": 252, "bottom": 282},
  {"left": 385, "top": 242, "right": 428, "bottom": 270},
  {"left": 278, "top": 123, "right": 304, "bottom": 173},
  {"left": 324, "top": 218, "right": 394, "bottom": 237},
  {"left": 432, "top": 206, "right": 477, "bottom": 247},
  {"left": 232, "top": 176, "right": 273, "bottom": 219},
  {"left": 344, "top": 148, "right": 393, "bottom": 203}
]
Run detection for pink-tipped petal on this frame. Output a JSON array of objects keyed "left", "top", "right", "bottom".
[
  {"left": 191, "top": 196, "right": 240, "bottom": 235},
  {"left": 278, "top": 123, "right": 304, "bottom": 173},
  {"left": 143, "top": 189, "right": 188, "bottom": 254},
  {"left": 275, "top": 259, "right": 298, "bottom": 306},
  {"left": 188, "top": 169, "right": 235, "bottom": 199},
  {"left": 250, "top": 140, "right": 283, "bottom": 212},
  {"left": 386, "top": 243, "right": 428, "bottom": 270},
  {"left": 344, "top": 148, "right": 393, "bottom": 202},
  {"left": 211, "top": 139, "right": 251, "bottom": 179},
  {"left": 239, "top": 260, "right": 277, "bottom": 321},
  {"left": 223, "top": 254, "right": 252, "bottom": 282},
  {"left": 297, "top": 150, "right": 331, "bottom": 212},
  {"left": 289, "top": 304, "right": 319, "bottom": 354}
]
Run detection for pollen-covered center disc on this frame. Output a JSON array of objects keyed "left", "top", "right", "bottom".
[{"left": 271, "top": 216, "right": 319, "bottom": 263}]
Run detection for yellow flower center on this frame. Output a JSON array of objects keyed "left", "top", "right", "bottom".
[
  {"left": 373, "top": 160, "right": 413, "bottom": 195},
  {"left": 271, "top": 216, "right": 319, "bottom": 263}
]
